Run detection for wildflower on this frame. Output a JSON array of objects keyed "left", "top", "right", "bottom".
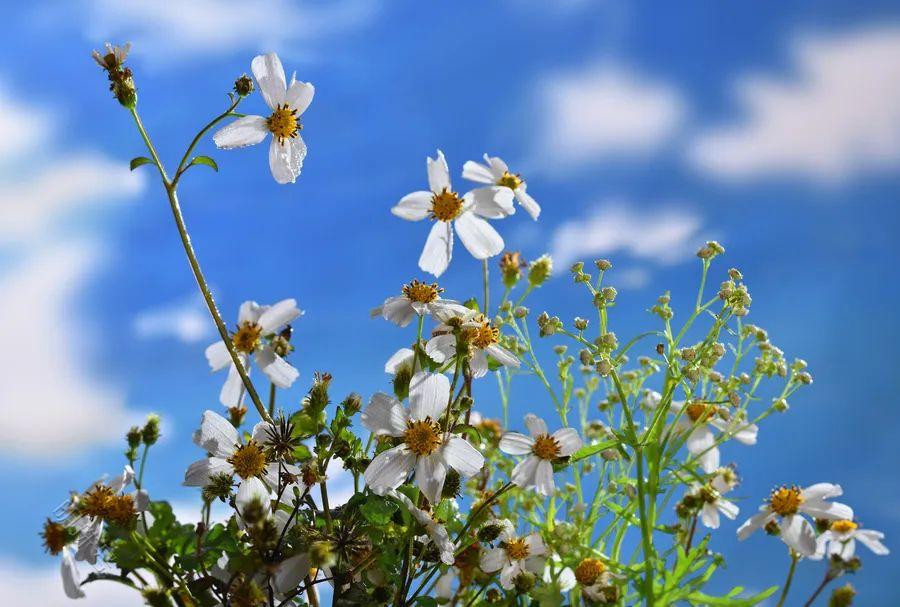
[
  {"left": 361, "top": 372, "right": 484, "bottom": 503},
  {"left": 392, "top": 150, "right": 514, "bottom": 277},
  {"left": 184, "top": 411, "right": 297, "bottom": 500},
  {"left": 462, "top": 154, "right": 541, "bottom": 219},
  {"left": 372, "top": 280, "right": 468, "bottom": 327},
  {"left": 479, "top": 520, "right": 547, "bottom": 590},
  {"left": 425, "top": 307, "right": 519, "bottom": 378},
  {"left": 737, "top": 483, "right": 854, "bottom": 556},
  {"left": 390, "top": 490, "right": 456, "bottom": 564},
  {"left": 671, "top": 400, "right": 758, "bottom": 473},
  {"left": 205, "top": 299, "right": 302, "bottom": 408},
  {"left": 812, "top": 520, "right": 889, "bottom": 560},
  {"left": 40, "top": 520, "right": 84, "bottom": 599},
  {"left": 499, "top": 414, "right": 583, "bottom": 496},
  {"left": 213, "top": 52, "right": 314, "bottom": 184},
  {"left": 91, "top": 43, "right": 136, "bottom": 107},
  {"left": 384, "top": 348, "right": 414, "bottom": 375},
  {"left": 575, "top": 557, "right": 620, "bottom": 602},
  {"left": 693, "top": 483, "right": 739, "bottom": 530}
]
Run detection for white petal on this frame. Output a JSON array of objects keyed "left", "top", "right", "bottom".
[
  {"left": 468, "top": 186, "right": 515, "bottom": 219},
  {"left": 184, "top": 457, "right": 233, "bottom": 487},
  {"left": 361, "top": 393, "right": 408, "bottom": 436},
  {"left": 511, "top": 455, "right": 540, "bottom": 489},
  {"left": 193, "top": 410, "right": 239, "bottom": 457},
  {"left": 427, "top": 150, "right": 451, "bottom": 193},
  {"left": 685, "top": 426, "right": 715, "bottom": 454},
  {"left": 219, "top": 358, "right": 248, "bottom": 408},
  {"left": 525, "top": 533, "right": 547, "bottom": 556},
  {"left": 701, "top": 503, "right": 720, "bottom": 529},
  {"left": 381, "top": 296, "right": 416, "bottom": 327},
  {"left": 392, "top": 191, "right": 433, "bottom": 221},
  {"left": 524, "top": 414, "right": 549, "bottom": 438},
  {"left": 515, "top": 185, "right": 541, "bottom": 220},
  {"left": 285, "top": 80, "right": 314, "bottom": 114},
  {"left": 268, "top": 136, "right": 306, "bottom": 184},
  {"left": 364, "top": 445, "right": 415, "bottom": 494},
  {"left": 499, "top": 432, "right": 534, "bottom": 455},
  {"left": 251, "top": 52, "right": 287, "bottom": 109},
  {"left": 416, "top": 453, "right": 447, "bottom": 504},
  {"left": 255, "top": 348, "right": 300, "bottom": 388},
  {"left": 75, "top": 520, "right": 102, "bottom": 564},
  {"left": 780, "top": 514, "right": 817, "bottom": 556},
  {"left": 485, "top": 344, "right": 520, "bottom": 368},
  {"left": 409, "top": 372, "right": 450, "bottom": 421},
  {"left": 480, "top": 546, "right": 505, "bottom": 573},
  {"left": 801, "top": 483, "right": 843, "bottom": 501},
  {"left": 485, "top": 154, "right": 509, "bottom": 177},
  {"left": 257, "top": 298, "right": 302, "bottom": 333},
  {"left": 855, "top": 529, "right": 890, "bottom": 555},
  {"left": 61, "top": 548, "right": 85, "bottom": 599},
  {"left": 212, "top": 115, "right": 268, "bottom": 149},
  {"left": 737, "top": 510, "right": 774, "bottom": 541},
  {"left": 461, "top": 159, "right": 494, "bottom": 184},
  {"left": 552, "top": 428, "right": 582, "bottom": 457},
  {"left": 236, "top": 476, "right": 271, "bottom": 516},
  {"left": 238, "top": 301, "right": 263, "bottom": 324},
  {"left": 385, "top": 348, "right": 415, "bottom": 374},
  {"left": 419, "top": 221, "right": 453, "bottom": 277},
  {"left": 425, "top": 334, "right": 455, "bottom": 363},
  {"left": 801, "top": 500, "right": 853, "bottom": 521},
  {"left": 205, "top": 340, "right": 232, "bottom": 372},
  {"left": 534, "top": 459, "right": 555, "bottom": 496},
  {"left": 274, "top": 553, "right": 311, "bottom": 594},
  {"left": 443, "top": 436, "right": 484, "bottom": 477},
  {"left": 454, "top": 212, "right": 504, "bottom": 259},
  {"left": 717, "top": 499, "right": 740, "bottom": 520},
  {"left": 469, "top": 349, "right": 489, "bottom": 378},
  {"left": 435, "top": 571, "right": 456, "bottom": 599},
  {"left": 698, "top": 446, "right": 720, "bottom": 474}
]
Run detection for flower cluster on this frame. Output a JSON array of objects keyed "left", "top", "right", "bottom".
[{"left": 42, "top": 46, "right": 889, "bottom": 607}]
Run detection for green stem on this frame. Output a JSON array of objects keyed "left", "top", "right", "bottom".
[
  {"left": 482, "top": 258, "right": 490, "bottom": 315},
  {"left": 775, "top": 551, "right": 800, "bottom": 607}
]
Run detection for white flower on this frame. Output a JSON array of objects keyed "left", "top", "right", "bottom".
[
  {"left": 499, "top": 414, "right": 582, "bottom": 496},
  {"left": 385, "top": 348, "right": 415, "bottom": 375},
  {"left": 542, "top": 556, "right": 576, "bottom": 592},
  {"left": 671, "top": 401, "right": 758, "bottom": 473},
  {"left": 812, "top": 520, "right": 889, "bottom": 560},
  {"left": 392, "top": 150, "right": 514, "bottom": 277},
  {"left": 463, "top": 154, "right": 541, "bottom": 220},
  {"left": 373, "top": 280, "right": 468, "bottom": 327},
  {"left": 213, "top": 53, "right": 313, "bottom": 184},
  {"left": 61, "top": 547, "right": 85, "bottom": 599},
  {"left": 184, "top": 411, "right": 296, "bottom": 499},
  {"left": 390, "top": 490, "right": 456, "bottom": 565},
  {"left": 425, "top": 307, "right": 519, "bottom": 378},
  {"left": 573, "top": 557, "right": 621, "bottom": 602},
  {"left": 205, "top": 299, "right": 302, "bottom": 408},
  {"left": 479, "top": 520, "right": 547, "bottom": 589},
  {"left": 693, "top": 484, "right": 739, "bottom": 530},
  {"left": 737, "top": 483, "right": 854, "bottom": 556},
  {"left": 361, "top": 372, "right": 485, "bottom": 504}
]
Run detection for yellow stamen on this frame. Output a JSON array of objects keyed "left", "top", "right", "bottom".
[
  {"left": 532, "top": 434, "right": 561, "bottom": 461},
  {"left": 266, "top": 103, "right": 301, "bottom": 143},
  {"left": 497, "top": 170, "right": 523, "bottom": 190},
  {"left": 105, "top": 494, "right": 137, "bottom": 525},
  {"left": 402, "top": 280, "right": 442, "bottom": 304},
  {"left": 505, "top": 537, "right": 530, "bottom": 561},
  {"left": 41, "top": 520, "right": 69, "bottom": 555},
  {"left": 769, "top": 486, "right": 804, "bottom": 516},
  {"left": 685, "top": 402, "right": 713, "bottom": 423},
  {"left": 430, "top": 188, "right": 464, "bottom": 222},
  {"left": 831, "top": 519, "right": 858, "bottom": 534},
  {"left": 466, "top": 315, "right": 499, "bottom": 349},
  {"left": 232, "top": 321, "right": 263, "bottom": 353},
  {"left": 574, "top": 557, "right": 606, "bottom": 586},
  {"left": 403, "top": 419, "right": 442, "bottom": 457},
  {"left": 229, "top": 441, "right": 268, "bottom": 480},
  {"left": 79, "top": 485, "right": 116, "bottom": 518}
]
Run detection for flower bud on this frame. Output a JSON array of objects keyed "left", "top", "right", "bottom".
[
  {"left": 142, "top": 414, "right": 161, "bottom": 446},
  {"left": 595, "top": 259, "right": 612, "bottom": 271},
  {"left": 574, "top": 317, "right": 589, "bottom": 331},
  {"left": 513, "top": 306, "right": 529, "bottom": 318},
  {"left": 126, "top": 426, "right": 142, "bottom": 450},
  {"left": 234, "top": 74, "right": 254, "bottom": 97},
  {"left": 513, "top": 571, "right": 535, "bottom": 593},
  {"left": 228, "top": 405, "right": 247, "bottom": 427},
  {"left": 601, "top": 286, "right": 617, "bottom": 303},
  {"left": 477, "top": 522, "right": 504, "bottom": 543},
  {"left": 341, "top": 393, "right": 362, "bottom": 416},
  {"left": 527, "top": 254, "right": 553, "bottom": 286},
  {"left": 499, "top": 251, "right": 525, "bottom": 288},
  {"left": 828, "top": 584, "right": 856, "bottom": 607}
]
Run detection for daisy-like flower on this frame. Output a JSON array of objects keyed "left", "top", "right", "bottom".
[
  {"left": 737, "top": 483, "right": 854, "bottom": 556},
  {"left": 426, "top": 307, "right": 519, "bottom": 378},
  {"left": 812, "top": 520, "right": 889, "bottom": 561},
  {"left": 205, "top": 299, "right": 302, "bottom": 408},
  {"left": 573, "top": 557, "right": 621, "bottom": 603},
  {"left": 184, "top": 410, "right": 295, "bottom": 500},
  {"left": 693, "top": 483, "right": 740, "bottom": 530},
  {"left": 40, "top": 520, "right": 84, "bottom": 599},
  {"left": 671, "top": 400, "right": 758, "bottom": 473},
  {"left": 373, "top": 280, "right": 468, "bottom": 327},
  {"left": 385, "top": 348, "right": 414, "bottom": 375},
  {"left": 463, "top": 154, "right": 541, "bottom": 220},
  {"left": 499, "top": 414, "right": 582, "bottom": 496},
  {"left": 213, "top": 52, "right": 314, "bottom": 184},
  {"left": 392, "top": 150, "right": 514, "bottom": 277},
  {"left": 390, "top": 490, "right": 456, "bottom": 564},
  {"left": 479, "top": 520, "right": 547, "bottom": 589},
  {"left": 361, "top": 372, "right": 485, "bottom": 504}
]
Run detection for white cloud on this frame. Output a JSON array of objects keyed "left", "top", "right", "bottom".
[
  {"left": 0, "top": 242, "right": 141, "bottom": 459},
  {"left": 0, "top": 154, "right": 144, "bottom": 243},
  {"left": 549, "top": 202, "right": 703, "bottom": 269},
  {"left": 537, "top": 63, "right": 686, "bottom": 168},
  {"left": 0, "top": 88, "right": 50, "bottom": 163},
  {"left": 133, "top": 295, "right": 214, "bottom": 343},
  {"left": 83, "top": 0, "right": 376, "bottom": 61},
  {"left": 690, "top": 26, "right": 900, "bottom": 182},
  {"left": 0, "top": 557, "right": 141, "bottom": 606}
]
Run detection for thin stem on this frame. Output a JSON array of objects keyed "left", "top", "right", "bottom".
[
  {"left": 802, "top": 570, "right": 838, "bottom": 607},
  {"left": 268, "top": 383, "right": 277, "bottom": 418},
  {"left": 775, "top": 551, "right": 800, "bottom": 607},
  {"left": 482, "top": 259, "right": 490, "bottom": 315}
]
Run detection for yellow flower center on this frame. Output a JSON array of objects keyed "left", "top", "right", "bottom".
[
  {"left": 769, "top": 486, "right": 804, "bottom": 516},
  {"left": 532, "top": 434, "right": 561, "bottom": 461},
  {"left": 105, "top": 494, "right": 137, "bottom": 525},
  {"left": 232, "top": 321, "right": 263, "bottom": 353},
  {"left": 505, "top": 537, "right": 530, "bottom": 561},
  {"left": 402, "top": 280, "right": 442, "bottom": 304},
  {"left": 79, "top": 485, "right": 117, "bottom": 518},
  {"left": 685, "top": 402, "right": 713, "bottom": 423},
  {"left": 831, "top": 519, "right": 858, "bottom": 534},
  {"left": 430, "top": 188, "right": 465, "bottom": 222},
  {"left": 403, "top": 419, "right": 442, "bottom": 457},
  {"left": 497, "top": 170, "right": 523, "bottom": 190},
  {"left": 266, "top": 103, "right": 301, "bottom": 143},
  {"left": 41, "top": 520, "right": 69, "bottom": 555},
  {"left": 229, "top": 441, "right": 268, "bottom": 480},
  {"left": 467, "top": 315, "right": 499, "bottom": 349},
  {"left": 575, "top": 558, "right": 606, "bottom": 586}
]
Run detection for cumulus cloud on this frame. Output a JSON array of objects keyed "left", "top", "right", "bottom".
[
  {"left": 133, "top": 295, "right": 214, "bottom": 343},
  {"left": 82, "top": 0, "right": 376, "bottom": 61},
  {"left": 689, "top": 26, "right": 900, "bottom": 182},
  {"left": 537, "top": 62, "right": 686, "bottom": 169},
  {"left": 0, "top": 242, "right": 141, "bottom": 459},
  {"left": 0, "top": 87, "right": 50, "bottom": 163},
  {"left": 549, "top": 202, "right": 703, "bottom": 269},
  {"left": 0, "top": 557, "right": 141, "bottom": 606}
]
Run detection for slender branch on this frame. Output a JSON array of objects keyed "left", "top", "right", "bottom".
[{"left": 775, "top": 551, "right": 800, "bottom": 607}]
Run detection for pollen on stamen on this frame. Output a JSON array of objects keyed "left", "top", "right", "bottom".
[
  {"left": 266, "top": 103, "right": 301, "bottom": 144},
  {"left": 430, "top": 188, "right": 464, "bottom": 222},
  {"left": 769, "top": 485, "right": 804, "bottom": 516},
  {"left": 505, "top": 537, "right": 530, "bottom": 560},
  {"left": 497, "top": 170, "right": 523, "bottom": 190},
  {"left": 684, "top": 401, "right": 714, "bottom": 423},
  {"left": 403, "top": 280, "right": 443, "bottom": 304},
  {"left": 403, "top": 418, "right": 442, "bottom": 456},
  {"left": 467, "top": 315, "right": 499, "bottom": 349},
  {"left": 831, "top": 519, "right": 858, "bottom": 534},
  {"left": 40, "top": 520, "right": 71, "bottom": 555},
  {"left": 229, "top": 441, "right": 268, "bottom": 480},
  {"left": 232, "top": 321, "right": 263, "bottom": 354},
  {"left": 532, "top": 434, "right": 561, "bottom": 461},
  {"left": 574, "top": 557, "right": 606, "bottom": 586}
]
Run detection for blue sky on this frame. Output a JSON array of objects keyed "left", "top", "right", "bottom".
[{"left": 1, "top": 1, "right": 899, "bottom": 604}]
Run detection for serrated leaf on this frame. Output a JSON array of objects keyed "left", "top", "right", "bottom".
[
  {"left": 189, "top": 155, "right": 219, "bottom": 171},
  {"left": 130, "top": 156, "right": 154, "bottom": 171},
  {"left": 360, "top": 495, "right": 398, "bottom": 525},
  {"left": 570, "top": 439, "right": 618, "bottom": 462}
]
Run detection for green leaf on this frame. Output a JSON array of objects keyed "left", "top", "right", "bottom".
[
  {"left": 686, "top": 586, "right": 778, "bottom": 606},
  {"left": 130, "top": 156, "right": 154, "bottom": 171},
  {"left": 360, "top": 495, "right": 399, "bottom": 526},
  {"left": 412, "top": 598, "right": 438, "bottom": 607},
  {"left": 570, "top": 439, "right": 618, "bottom": 462},
  {"left": 189, "top": 155, "right": 219, "bottom": 172}
]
